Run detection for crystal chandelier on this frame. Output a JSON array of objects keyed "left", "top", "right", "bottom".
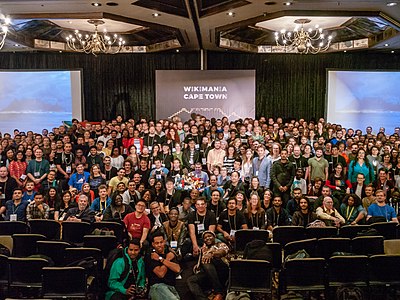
[
  {"left": 66, "top": 19, "right": 125, "bottom": 55},
  {"left": 0, "top": 16, "right": 11, "bottom": 50},
  {"left": 275, "top": 19, "right": 333, "bottom": 54}
]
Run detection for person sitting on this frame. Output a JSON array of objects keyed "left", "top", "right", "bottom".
[
  {"left": 207, "top": 190, "right": 226, "bottom": 221},
  {"left": 146, "top": 231, "right": 181, "bottom": 300},
  {"left": 316, "top": 196, "right": 345, "bottom": 227},
  {"left": 367, "top": 189, "right": 399, "bottom": 224},
  {"left": 91, "top": 184, "right": 112, "bottom": 222},
  {"left": 26, "top": 192, "right": 50, "bottom": 220},
  {"left": 286, "top": 187, "right": 303, "bottom": 218},
  {"left": 244, "top": 193, "right": 266, "bottom": 230},
  {"left": 106, "top": 238, "right": 146, "bottom": 300},
  {"left": 216, "top": 198, "right": 247, "bottom": 244},
  {"left": 187, "top": 230, "right": 230, "bottom": 300},
  {"left": 103, "top": 193, "right": 134, "bottom": 223},
  {"left": 4, "top": 187, "right": 29, "bottom": 221},
  {"left": 148, "top": 201, "right": 168, "bottom": 235},
  {"left": 291, "top": 197, "right": 317, "bottom": 227},
  {"left": 362, "top": 184, "right": 376, "bottom": 213},
  {"left": 123, "top": 199, "right": 151, "bottom": 248},
  {"left": 340, "top": 194, "right": 365, "bottom": 225},
  {"left": 266, "top": 196, "right": 290, "bottom": 231},
  {"left": 65, "top": 194, "right": 95, "bottom": 223},
  {"left": 163, "top": 207, "right": 190, "bottom": 260}
]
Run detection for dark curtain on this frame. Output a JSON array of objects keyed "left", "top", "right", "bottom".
[
  {"left": 207, "top": 51, "right": 400, "bottom": 121},
  {"left": 0, "top": 51, "right": 200, "bottom": 121},
  {"left": 1, "top": 51, "right": 400, "bottom": 121}
]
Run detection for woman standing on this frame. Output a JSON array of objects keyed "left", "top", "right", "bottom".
[{"left": 348, "top": 149, "right": 374, "bottom": 184}]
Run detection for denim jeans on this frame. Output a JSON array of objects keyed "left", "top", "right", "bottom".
[{"left": 149, "top": 283, "right": 180, "bottom": 300}]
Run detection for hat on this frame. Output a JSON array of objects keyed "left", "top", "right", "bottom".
[{"left": 202, "top": 230, "right": 216, "bottom": 238}]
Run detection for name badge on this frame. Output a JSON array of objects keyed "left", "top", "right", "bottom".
[
  {"left": 252, "top": 227, "right": 260, "bottom": 230},
  {"left": 148, "top": 146, "right": 153, "bottom": 151},
  {"left": 202, "top": 158, "right": 207, "bottom": 165},
  {"left": 123, "top": 148, "right": 127, "bottom": 155},
  {"left": 195, "top": 144, "right": 200, "bottom": 150},
  {"left": 197, "top": 223, "right": 205, "bottom": 232},
  {"left": 19, "top": 174, "right": 27, "bottom": 181},
  {"left": 152, "top": 164, "right": 156, "bottom": 169},
  {"left": 255, "top": 171, "right": 259, "bottom": 176},
  {"left": 172, "top": 148, "right": 176, "bottom": 153},
  {"left": 170, "top": 241, "right": 178, "bottom": 248},
  {"left": 230, "top": 230, "right": 236, "bottom": 237},
  {"left": 10, "top": 214, "right": 17, "bottom": 221},
  {"left": 0, "top": 193, "right": 5, "bottom": 200},
  {"left": 66, "top": 166, "right": 72, "bottom": 173},
  {"left": 34, "top": 171, "right": 40, "bottom": 178}
]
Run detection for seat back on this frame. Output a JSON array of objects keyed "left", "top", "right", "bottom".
[
  {"left": 83, "top": 235, "right": 118, "bottom": 258},
  {"left": 272, "top": 226, "right": 305, "bottom": 246},
  {"left": 42, "top": 266, "right": 87, "bottom": 298},
  {"left": 64, "top": 247, "right": 103, "bottom": 276},
  {"left": 235, "top": 229, "right": 270, "bottom": 253},
  {"left": 0, "top": 254, "right": 8, "bottom": 284},
  {"left": 284, "top": 238, "right": 317, "bottom": 258},
  {"left": 339, "top": 225, "right": 371, "bottom": 239},
  {"left": 371, "top": 222, "right": 398, "bottom": 239},
  {"left": 327, "top": 256, "right": 369, "bottom": 287},
  {"left": 0, "top": 235, "right": 13, "bottom": 254},
  {"left": 8, "top": 257, "right": 49, "bottom": 287},
  {"left": 384, "top": 239, "right": 400, "bottom": 254},
  {"left": 306, "top": 226, "right": 337, "bottom": 239},
  {"left": 61, "top": 222, "right": 91, "bottom": 244},
  {"left": 0, "top": 221, "right": 28, "bottom": 235},
  {"left": 228, "top": 259, "right": 272, "bottom": 293},
  {"left": 283, "top": 258, "right": 326, "bottom": 290},
  {"left": 12, "top": 234, "right": 46, "bottom": 257},
  {"left": 317, "top": 238, "right": 351, "bottom": 259},
  {"left": 369, "top": 254, "right": 400, "bottom": 285},
  {"left": 29, "top": 219, "right": 61, "bottom": 240},
  {"left": 351, "top": 236, "right": 384, "bottom": 256},
  {"left": 36, "top": 240, "right": 71, "bottom": 266}
]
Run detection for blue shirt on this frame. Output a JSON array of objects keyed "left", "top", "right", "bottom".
[
  {"left": 5, "top": 200, "right": 29, "bottom": 221},
  {"left": 68, "top": 172, "right": 90, "bottom": 191},
  {"left": 22, "top": 191, "right": 36, "bottom": 202},
  {"left": 90, "top": 197, "right": 112, "bottom": 214},
  {"left": 367, "top": 203, "right": 396, "bottom": 221}
]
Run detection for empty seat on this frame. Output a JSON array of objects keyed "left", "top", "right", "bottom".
[
  {"left": 272, "top": 226, "right": 305, "bottom": 246},
  {"left": 42, "top": 266, "right": 87, "bottom": 299},
  {"left": 61, "top": 221, "right": 91, "bottom": 245},
  {"left": 0, "top": 221, "right": 28, "bottom": 235},
  {"left": 327, "top": 255, "right": 369, "bottom": 287},
  {"left": 0, "top": 254, "right": 8, "bottom": 291},
  {"left": 36, "top": 240, "right": 71, "bottom": 266},
  {"left": 90, "top": 221, "right": 126, "bottom": 244},
  {"left": 29, "top": 219, "right": 61, "bottom": 240},
  {"left": 83, "top": 235, "right": 118, "bottom": 258},
  {"left": 12, "top": 234, "right": 46, "bottom": 257},
  {"left": 351, "top": 236, "right": 384, "bottom": 256},
  {"left": 228, "top": 259, "right": 272, "bottom": 295},
  {"left": 384, "top": 239, "right": 400, "bottom": 254},
  {"left": 339, "top": 225, "right": 371, "bottom": 239},
  {"left": 317, "top": 238, "right": 351, "bottom": 259},
  {"left": 371, "top": 222, "right": 398, "bottom": 240},
  {"left": 284, "top": 238, "right": 317, "bottom": 258},
  {"left": 235, "top": 229, "right": 270, "bottom": 254}
]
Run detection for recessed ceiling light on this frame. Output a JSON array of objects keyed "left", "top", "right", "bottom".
[
  {"left": 106, "top": 2, "right": 118, "bottom": 6},
  {"left": 387, "top": 2, "right": 398, "bottom": 6},
  {"left": 391, "top": 50, "right": 395, "bottom": 53},
  {"left": 92, "top": 2, "right": 101, "bottom": 6},
  {"left": 152, "top": 12, "right": 161, "bottom": 17},
  {"left": 344, "top": 50, "right": 347, "bottom": 53},
  {"left": 176, "top": 49, "right": 180, "bottom": 53},
  {"left": 14, "top": 44, "right": 19, "bottom": 47},
  {"left": 385, "top": 43, "right": 389, "bottom": 47},
  {"left": 264, "top": 1, "right": 277, "bottom": 5},
  {"left": 283, "top": 2, "right": 293, "bottom": 6},
  {"left": 59, "top": 51, "right": 63, "bottom": 53},
  {"left": 68, "top": 21, "right": 72, "bottom": 24},
  {"left": 227, "top": 11, "right": 235, "bottom": 17}
]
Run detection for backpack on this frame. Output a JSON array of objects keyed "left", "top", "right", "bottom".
[
  {"left": 66, "top": 256, "right": 98, "bottom": 277},
  {"left": 226, "top": 291, "right": 251, "bottom": 300},
  {"left": 356, "top": 228, "right": 380, "bottom": 236},
  {"left": 103, "top": 247, "right": 129, "bottom": 292},
  {"left": 307, "top": 220, "right": 326, "bottom": 228},
  {"left": 336, "top": 284, "right": 364, "bottom": 300},
  {"left": 243, "top": 240, "right": 273, "bottom": 262},
  {"left": 284, "top": 249, "right": 310, "bottom": 262}
]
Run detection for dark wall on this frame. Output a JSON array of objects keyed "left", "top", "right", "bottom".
[
  {"left": 1, "top": 50, "right": 400, "bottom": 121},
  {"left": 207, "top": 51, "right": 400, "bottom": 121}
]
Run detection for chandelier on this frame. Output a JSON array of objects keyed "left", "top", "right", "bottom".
[
  {"left": 66, "top": 19, "right": 125, "bottom": 55},
  {"left": 274, "top": 18, "right": 333, "bottom": 54},
  {"left": 0, "top": 16, "right": 10, "bottom": 50}
]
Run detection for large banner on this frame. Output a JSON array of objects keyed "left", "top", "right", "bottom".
[{"left": 155, "top": 70, "right": 255, "bottom": 120}]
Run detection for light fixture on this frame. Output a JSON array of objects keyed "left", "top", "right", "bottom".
[
  {"left": 385, "top": 43, "right": 389, "bottom": 47},
  {"left": 227, "top": 11, "right": 235, "bottom": 17},
  {"left": 283, "top": 2, "right": 293, "bottom": 6},
  {"left": 387, "top": 2, "right": 398, "bottom": 7},
  {"left": 92, "top": 2, "right": 101, "bottom": 6},
  {"left": 152, "top": 12, "right": 160, "bottom": 17},
  {"left": 0, "top": 16, "right": 11, "bottom": 50},
  {"left": 274, "top": 18, "right": 333, "bottom": 54},
  {"left": 65, "top": 19, "right": 125, "bottom": 55}
]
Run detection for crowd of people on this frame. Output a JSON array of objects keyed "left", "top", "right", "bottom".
[{"left": 1, "top": 114, "right": 400, "bottom": 299}]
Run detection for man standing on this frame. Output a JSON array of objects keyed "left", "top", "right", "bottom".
[
  {"left": 308, "top": 147, "right": 329, "bottom": 182},
  {"left": 147, "top": 232, "right": 181, "bottom": 300},
  {"left": 108, "top": 168, "right": 129, "bottom": 196},
  {"left": 252, "top": 145, "right": 272, "bottom": 189},
  {"left": 106, "top": 238, "right": 146, "bottom": 300},
  {"left": 123, "top": 200, "right": 151, "bottom": 247},
  {"left": 207, "top": 140, "right": 225, "bottom": 173},
  {"left": 0, "top": 167, "right": 18, "bottom": 212},
  {"left": 271, "top": 149, "right": 295, "bottom": 206},
  {"left": 26, "top": 192, "right": 50, "bottom": 220},
  {"left": 202, "top": 175, "right": 224, "bottom": 202},
  {"left": 367, "top": 189, "right": 398, "bottom": 223},
  {"left": 26, "top": 148, "right": 50, "bottom": 190},
  {"left": 288, "top": 145, "right": 309, "bottom": 178},
  {"left": 187, "top": 231, "right": 230, "bottom": 300},
  {"left": 216, "top": 198, "right": 247, "bottom": 243}
]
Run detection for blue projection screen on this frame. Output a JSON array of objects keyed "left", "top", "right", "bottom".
[
  {"left": 326, "top": 70, "right": 400, "bottom": 134},
  {"left": 0, "top": 70, "right": 83, "bottom": 135}
]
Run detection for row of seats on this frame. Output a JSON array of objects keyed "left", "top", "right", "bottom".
[
  {"left": 228, "top": 255, "right": 400, "bottom": 298},
  {"left": 0, "top": 220, "right": 126, "bottom": 244}
]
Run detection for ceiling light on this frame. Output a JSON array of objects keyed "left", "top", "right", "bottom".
[
  {"left": 176, "top": 49, "right": 180, "bottom": 52},
  {"left": 275, "top": 18, "right": 333, "bottom": 54},
  {"left": 152, "top": 12, "right": 161, "bottom": 17},
  {"left": 0, "top": 17, "right": 11, "bottom": 50},
  {"left": 391, "top": 50, "right": 395, "bottom": 53},
  {"left": 65, "top": 19, "right": 125, "bottom": 56},
  {"left": 92, "top": 2, "right": 101, "bottom": 6},
  {"left": 385, "top": 43, "right": 389, "bottom": 46},
  {"left": 283, "top": 2, "right": 293, "bottom": 6},
  {"left": 387, "top": 2, "right": 398, "bottom": 6},
  {"left": 14, "top": 44, "right": 19, "bottom": 47},
  {"left": 227, "top": 11, "right": 235, "bottom": 17}
]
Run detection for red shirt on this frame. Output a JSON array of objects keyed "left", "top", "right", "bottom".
[{"left": 123, "top": 212, "right": 151, "bottom": 239}]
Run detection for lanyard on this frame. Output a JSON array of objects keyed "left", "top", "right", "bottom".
[
  {"left": 228, "top": 213, "right": 237, "bottom": 230},
  {"left": 251, "top": 212, "right": 259, "bottom": 228},
  {"left": 196, "top": 212, "right": 205, "bottom": 225},
  {"left": 34, "top": 160, "right": 43, "bottom": 173},
  {"left": 345, "top": 206, "right": 355, "bottom": 221}
]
